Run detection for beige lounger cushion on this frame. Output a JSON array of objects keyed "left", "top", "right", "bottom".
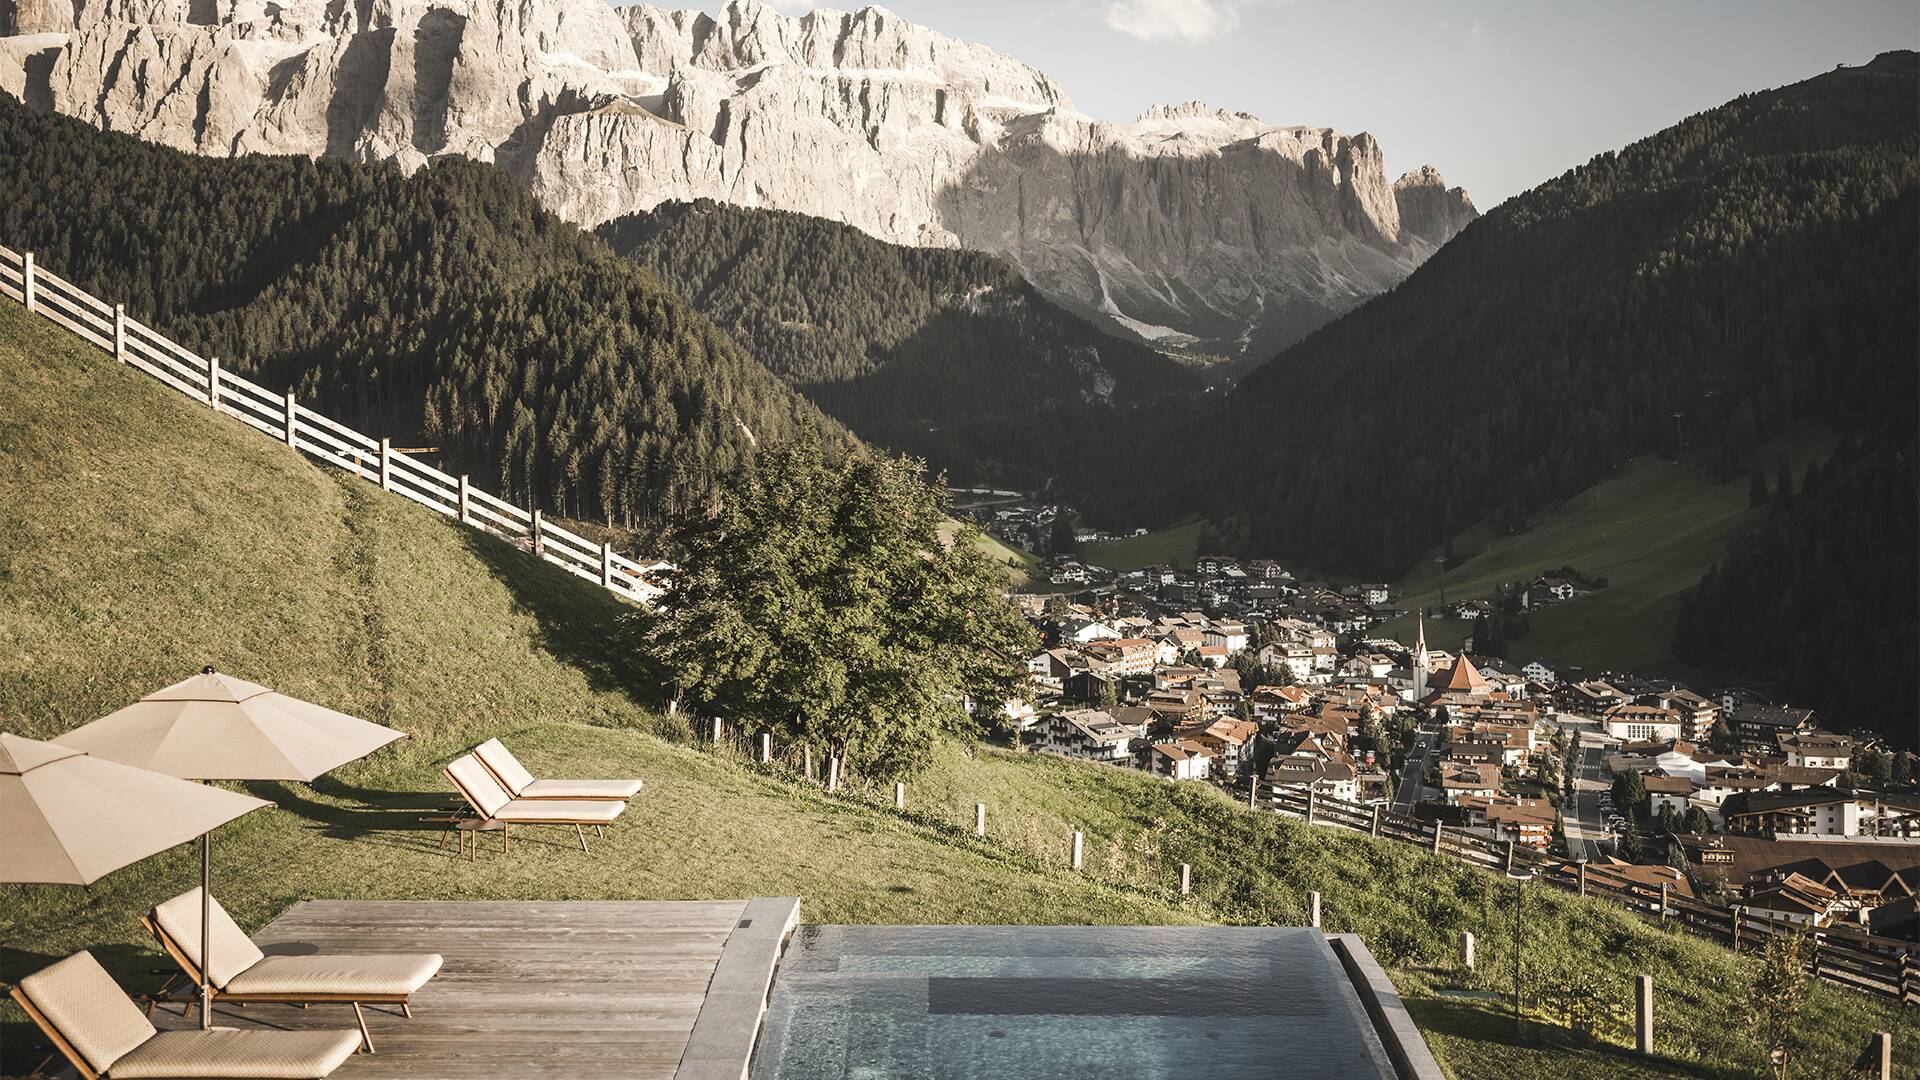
[
  {"left": 152, "top": 889, "right": 267, "bottom": 988},
  {"left": 474, "top": 739, "right": 642, "bottom": 799},
  {"left": 518, "top": 778, "right": 644, "bottom": 799},
  {"left": 18, "top": 952, "right": 157, "bottom": 1075},
  {"left": 109, "top": 1029, "right": 363, "bottom": 1078},
  {"left": 446, "top": 754, "right": 512, "bottom": 818},
  {"left": 493, "top": 798, "right": 624, "bottom": 823},
  {"left": 224, "top": 953, "right": 444, "bottom": 996}
]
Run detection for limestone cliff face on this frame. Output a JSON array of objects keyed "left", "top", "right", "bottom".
[{"left": 0, "top": 0, "right": 1476, "bottom": 359}]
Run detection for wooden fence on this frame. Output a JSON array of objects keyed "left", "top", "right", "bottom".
[
  {"left": 1258, "top": 783, "right": 1919, "bottom": 1006},
  {"left": 0, "top": 245, "right": 667, "bottom": 605}
]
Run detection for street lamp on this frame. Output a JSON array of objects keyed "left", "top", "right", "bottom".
[{"left": 1507, "top": 865, "right": 1537, "bottom": 1040}]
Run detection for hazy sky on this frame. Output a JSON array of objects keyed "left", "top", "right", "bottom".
[{"left": 700, "top": 0, "right": 1917, "bottom": 208}]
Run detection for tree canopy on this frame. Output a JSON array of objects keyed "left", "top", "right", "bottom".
[
  {"left": 639, "top": 444, "right": 1037, "bottom": 775},
  {"left": 598, "top": 199, "right": 1206, "bottom": 492}
]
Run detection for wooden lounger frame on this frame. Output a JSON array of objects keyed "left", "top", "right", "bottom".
[
  {"left": 141, "top": 915, "right": 408, "bottom": 1051},
  {"left": 442, "top": 764, "right": 602, "bottom": 854},
  {"left": 10, "top": 985, "right": 102, "bottom": 1080}
]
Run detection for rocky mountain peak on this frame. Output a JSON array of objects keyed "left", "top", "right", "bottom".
[{"left": 0, "top": 0, "right": 1473, "bottom": 359}]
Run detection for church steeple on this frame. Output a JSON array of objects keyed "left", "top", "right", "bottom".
[{"left": 1412, "top": 609, "right": 1429, "bottom": 702}]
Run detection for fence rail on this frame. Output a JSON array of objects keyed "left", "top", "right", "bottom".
[
  {"left": 1258, "top": 783, "right": 1917, "bottom": 1006},
  {"left": 1, "top": 244, "right": 669, "bottom": 607}
]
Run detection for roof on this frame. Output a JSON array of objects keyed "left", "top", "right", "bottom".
[
  {"left": 1674, "top": 834, "right": 1920, "bottom": 889},
  {"left": 1439, "top": 763, "right": 1502, "bottom": 790},
  {"left": 1641, "top": 775, "right": 1695, "bottom": 796},
  {"left": 1434, "top": 654, "right": 1491, "bottom": 693}
]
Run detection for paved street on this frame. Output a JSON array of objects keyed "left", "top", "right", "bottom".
[
  {"left": 1562, "top": 736, "right": 1611, "bottom": 863},
  {"left": 1392, "top": 730, "right": 1435, "bottom": 813}
]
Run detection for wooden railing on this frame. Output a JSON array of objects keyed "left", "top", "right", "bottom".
[
  {"left": 1259, "top": 783, "right": 1918, "bottom": 1006},
  {"left": 0, "top": 245, "right": 668, "bottom": 606}
]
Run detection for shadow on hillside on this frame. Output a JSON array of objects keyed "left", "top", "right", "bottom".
[
  {"left": 247, "top": 778, "right": 452, "bottom": 846},
  {"left": 1402, "top": 995, "right": 1747, "bottom": 1080},
  {"left": 455, "top": 527, "right": 669, "bottom": 710}
]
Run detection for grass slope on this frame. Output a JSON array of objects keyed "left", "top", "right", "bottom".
[
  {"left": 0, "top": 305, "right": 1912, "bottom": 1079},
  {"left": 1082, "top": 519, "right": 1206, "bottom": 572},
  {"left": 1379, "top": 437, "right": 1828, "bottom": 674}
]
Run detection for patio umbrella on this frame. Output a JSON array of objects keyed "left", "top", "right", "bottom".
[
  {"left": 54, "top": 668, "right": 405, "bottom": 782},
  {"left": 1, "top": 732, "right": 270, "bottom": 885},
  {"left": 54, "top": 668, "right": 407, "bottom": 1028}
]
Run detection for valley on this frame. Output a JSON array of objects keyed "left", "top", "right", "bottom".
[{"left": 0, "top": 9, "right": 1915, "bottom": 1079}]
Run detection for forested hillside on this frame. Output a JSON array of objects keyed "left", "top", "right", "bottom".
[
  {"left": 0, "top": 98, "right": 847, "bottom": 532},
  {"left": 1675, "top": 433, "right": 1918, "bottom": 747},
  {"left": 599, "top": 201, "right": 1207, "bottom": 490},
  {"left": 1141, "top": 52, "right": 1917, "bottom": 581}
]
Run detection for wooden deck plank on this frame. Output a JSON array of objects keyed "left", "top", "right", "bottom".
[{"left": 151, "top": 900, "right": 764, "bottom": 1080}]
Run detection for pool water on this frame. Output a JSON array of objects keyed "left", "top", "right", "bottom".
[{"left": 751, "top": 925, "right": 1395, "bottom": 1079}]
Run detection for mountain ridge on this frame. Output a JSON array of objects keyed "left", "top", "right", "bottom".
[{"left": 0, "top": 0, "right": 1475, "bottom": 360}]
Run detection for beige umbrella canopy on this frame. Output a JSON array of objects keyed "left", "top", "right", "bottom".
[
  {"left": 0, "top": 732, "right": 270, "bottom": 885},
  {"left": 54, "top": 668, "right": 405, "bottom": 781},
  {"left": 50, "top": 668, "right": 406, "bottom": 1030}
]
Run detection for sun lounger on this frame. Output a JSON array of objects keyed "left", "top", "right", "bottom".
[
  {"left": 444, "top": 753, "right": 624, "bottom": 853},
  {"left": 473, "top": 737, "right": 643, "bottom": 800},
  {"left": 143, "top": 888, "right": 441, "bottom": 1051},
  {"left": 11, "top": 951, "right": 362, "bottom": 1079}
]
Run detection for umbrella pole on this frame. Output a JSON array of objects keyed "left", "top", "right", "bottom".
[{"left": 200, "top": 831, "right": 212, "bottom": 1030}]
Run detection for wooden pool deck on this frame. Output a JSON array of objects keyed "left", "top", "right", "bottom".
[{"left": 151, "top": 898, "right": 798, "bottom": 1080}]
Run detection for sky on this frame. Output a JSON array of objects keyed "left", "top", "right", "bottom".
[{"left": 698, "top": 0, "right": 1918, "bottom": 208}]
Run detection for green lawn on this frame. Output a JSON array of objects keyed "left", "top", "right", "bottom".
[
  {"left": 1, "top": 303, "right": 1912, "bottom": 1079},
  {"left": 951, "top": 520, "right": 1042, "bottom": 587},
  {"left": 1082, "top": 518, "right": 1206, "bottom": 571},
  {"left": 1378, "top": 438, "right": 1830, "bottom": 674}
]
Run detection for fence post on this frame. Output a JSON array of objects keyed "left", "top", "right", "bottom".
[
  {"left": 600, "top": 542, "right": 614, "bottom": 589},
  {"left": 1306, "top": 789, "right": 1317, "bottom": 825},
  {"left": 1659, "top": 882, "right": 1669, "bottom": 918},
  {"left": 1179, "top": 863, "right": 1191, "bottom": 896},
  {"left": 113, "top": 304, "right": 125, "bottom": 362},
  {"left": 1868, "top": 1031, "right": 1891, "bottom": 1080},
  {"left": 1730, "top": 905, "right": 1742, "bottom": 953},
  {"left": 379, "top": 438, "right": 392, "bottom": 492},
  {"left": 1249, "top": 779, "right": 1259, "bottom": 809},
  {"left": 22, "top": 252, "right": 33, "bottom": 312},
  {"left": 207, "top": 356, "right": 220, "bottom": 409},
  {"left": 1371, "top": 804, "right": 1383, "bottom": 838},
  {"left": 283, "top": 389, "right": 297, "bottom": 446},
  {"left": 827, "top": 755, "right": 840, "bottom": 792},
  {"left": 458, "top": 475, "right": 471, "bottom": 524},
  {"left": 1071, "top": 831, "right": 1084, "bottom": 871},
  {"left": 1635, "top": 975, "right": 1653, "bottom": 1056},
  {"left": 1432, "top": 821, "right": 1444, "bottom": 856},
  {"left": 802, "top": 745, "right": 813, "bottom": 779},
  {"left": 894, "top": 781, "right": 905, "bottom": 810},
  {"left": 531, "top": 510, "right": 545, "bottom": 557},
  {"left": 975, "top": 803, "right": 986, "bottom": 836},
  {"left": 709, "top": 716, "right": 721, "bottom": 745},
  {"left": 759, "top": 732, "right": 772, "bottom": 764},
  {"left": 1308, "top": 890, "right": 1321, "bottom": 929},
  {"left": 1505, "top": 839, "right": 1516, "bottom": 875},
  {"left": 1458, "top": 930, "right": 1475, "bottom": 971},
  {"left": 1578, "top": 861, "right": 1588, "bottom": 897}
]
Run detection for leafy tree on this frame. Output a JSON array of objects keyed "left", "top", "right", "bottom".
[
  {"left": 1748, "top": 465, "right": 1770, "bottom": 507},
  {"left": 1048, "top": 513, "right": 1079, "bottom": 556},
  {"left": 640, "top": 444, "right": 1036, "bottom": 776},
  {"left": 1655, "top": 803, "right": 1679, "bottom": 836},
  {"left": 1618, "top": 815, "right": 1645, "bottom": 863},
  {"left": 599, "top": 200, "right": 1205, "bottom": 492},
  {"left": 1683, "top": 806, "right": 1713, "bottom": 834},
  {"left": 1745, "top": 929, "right": 1813, "bottom": 1078},
  {"left": 1709, "top": 717, "right": 1739, "bottom": 754},
  {"left": 1612, "top": 770, "right": 1647, "bottom": 811},
  {"left": 0, "top": 98, "right": 847, "bottom": 538}
]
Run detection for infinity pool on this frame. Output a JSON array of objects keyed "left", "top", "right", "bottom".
[{"left": 751, "top": 925, "right": 1395, "bottom": 1079}]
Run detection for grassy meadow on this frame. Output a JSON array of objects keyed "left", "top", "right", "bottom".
[
  {"left": 1377, "top": 437, "right": 1831, "bottom": 675},
  {"left": 0, "top": 302, "right": 1913, "bottom": 1078},
  {"left": 1081, "top": 518, "right": 1206, "bottom": 571}
]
